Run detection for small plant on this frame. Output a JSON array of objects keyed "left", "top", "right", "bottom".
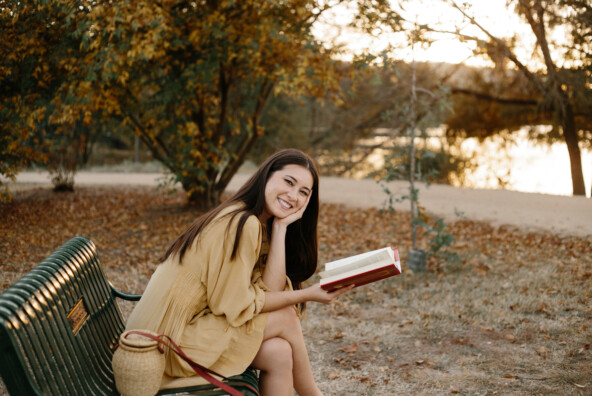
[
  {"left": 380, "top": 175, "right": 458, "bottom": 262},
  {"left": 417, "top": 210, "right": 454, "bottom": 254},
  {"left": 378, "top": 30, "right": 459, "bottom": 270}
]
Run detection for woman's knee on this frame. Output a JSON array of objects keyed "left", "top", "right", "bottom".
[
  {"left": 265, "top": 306, "right": 302, "bottom": 340},
  {"left": 256, "top": 337, "right": 293, "bottom": 372},
  {"left": 277, "top": 306, "right": 301, "bottom": 329}
]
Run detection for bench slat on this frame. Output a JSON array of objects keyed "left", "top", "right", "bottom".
[
  {"left": 32, "top": 264, "right": 115, "bottom": 394},
  {"left": 39, "top": 258, "right": 118, "bottom": 385},
  {"left": 18, "top": 276, "right": 98, "bottom": 393},
  {"left": 41, "top": 252, "right": 121, "bottom": 394},
  {"left": 5, "top": 285, "right": 93, "bottom": 394},
  {"left": 0, "top": 299, "right": 54, "bottom": 395}
]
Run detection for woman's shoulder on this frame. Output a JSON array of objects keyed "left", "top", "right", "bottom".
[{"left": 211, "top": 203, "right": 262, "bottom": 234}]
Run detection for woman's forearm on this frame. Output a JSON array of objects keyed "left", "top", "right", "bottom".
[
  {"left": 261, "top": 283, "right": 353, "bottom": 313},
  {"left": 261, "top": 289, "right": 309, "bottom": 313},
  {"left": 262, "top": 222, "right": 288, "bottom": 291}
]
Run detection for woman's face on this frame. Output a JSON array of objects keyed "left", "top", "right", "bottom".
[{"left": 261, "top": 164, "right": 314, "bottom": 221}]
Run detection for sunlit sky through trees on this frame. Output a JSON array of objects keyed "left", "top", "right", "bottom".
[
  {"left": 312, "top": 0, "right": 566, "bottom": 70},
  {"left": 311, "top": 0, "right": 591, "bottom": 197}
]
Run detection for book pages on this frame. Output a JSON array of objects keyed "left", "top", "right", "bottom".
[
  {"left": 320, "top": 259, "right": 397, "bottom": 286},
  {"left": 320, "top": 247, "right": 394, "bottom": 278}
]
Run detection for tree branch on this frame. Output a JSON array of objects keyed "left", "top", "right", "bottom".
[
  {"left": 120, "top": 87, "right": 172, "bottom": 160},
  {"left": 519, "top": 0, "right": 557, "bottom": 78},
  {"left": 214, "top": 63, "right": 230, "bottom": 142},
  {"left": 121, "top": 108, "right": 169, "bottom": 164},
  {"left": 217, "top": 79, "right": 275, "bottom": 191},
  {"left": 449, "top": 87, "right": 538, "bottom": 106},
  {"left": 449, "top": 0, "right": 547, "bottom": 94}
]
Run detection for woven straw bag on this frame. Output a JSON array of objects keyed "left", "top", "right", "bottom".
[
  {"left": 112, "top": 330, "right": 258, "bottom": 396},
  {"left": 112, "top": 330, "right": 165, "bottom": 396}
]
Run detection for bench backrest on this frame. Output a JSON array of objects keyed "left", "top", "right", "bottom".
[{"left": 0, "top": 236, "right": 125, "bottom": 395}]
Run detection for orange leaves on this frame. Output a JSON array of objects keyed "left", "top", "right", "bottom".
[
  {"left": 2, "top": 184, "right": 592, "bottom": 393},
  {"left": 536, "top": 346, "right": 548, "bottom": 359},
  {"left": 339, "top": 342, "right": 359, "bottom": 354},
  {"left": 0, "top": 186, "right": 191, "bottom": 281},
  {"left": 1, "top": 0, "right": 348, "bottom": 208},
  {"left": 504, "top": 334, "right": 516, "bottom": 343}
]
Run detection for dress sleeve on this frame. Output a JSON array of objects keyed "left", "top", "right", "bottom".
[{"left": 200, "top": 214, "right": 267, "bottom": 328}]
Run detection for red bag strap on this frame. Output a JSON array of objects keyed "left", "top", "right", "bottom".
[{"left": 124, "top": 330, "right": 259, "bottom": 396}]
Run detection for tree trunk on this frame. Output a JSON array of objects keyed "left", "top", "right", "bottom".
[
  {"left": 561, "top": 100, "right": 586, "bottom": 196},
  {"left": 185, "top": 182, "right": 223, "bottom": 211},
  {"left": 520, "top": 0, "right": 585, "bottom": 196}
]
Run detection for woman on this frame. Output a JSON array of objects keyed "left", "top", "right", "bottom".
[{"left": 125, "top": 149, "right": 352, "bottom": 396}]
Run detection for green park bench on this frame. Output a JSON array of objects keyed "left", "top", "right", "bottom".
[{"left": 0, "top": 236, "right": 259, "bottom": 395}]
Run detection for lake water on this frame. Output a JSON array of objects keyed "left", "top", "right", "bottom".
[
  {"left": 458, "top": 132, "right": 592, "bottom": 198},
  {"left": 365, "top": 127, "right": 592, "bottom": 198}
]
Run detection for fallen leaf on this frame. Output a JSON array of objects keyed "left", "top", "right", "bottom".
[
  {"left": 332, "top": 357, "right": 348, "bottom": 367},
  {"left": 4, "top": 185, "right": 592, "bottom": 396},
  {"left": 339, "top": 342, "right": 358, "bottom": 354},
  {"left": 537, "top": 346, "right": 548, "bottom": 358},
  {"left": 362, "top": 337, "right": 379, "bottom": 344},
  {"left": 327, "top": 371, "right": 340, "bottom": 380}
]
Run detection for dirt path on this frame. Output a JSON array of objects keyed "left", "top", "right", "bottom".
[{"left": 11, "top": 171, "right": 592, "bottom": 238}]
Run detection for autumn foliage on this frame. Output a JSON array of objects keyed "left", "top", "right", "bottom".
[{"left": 1, "top": 0, "right": 360, "bottom": 208}]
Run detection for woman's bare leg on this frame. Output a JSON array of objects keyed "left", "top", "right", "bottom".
[
  {"left": 252, "top": 337, "right": 293, "bottom": 396},
  {"left": 252, "top": 306, "right": 322, "bottom": 396}
]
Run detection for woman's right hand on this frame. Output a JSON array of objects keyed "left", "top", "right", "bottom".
[{"left": 303, "top": 283, "right": 354, "bottom": 304}]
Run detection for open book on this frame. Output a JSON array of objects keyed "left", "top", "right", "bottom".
[{"left": 319, "top": 247, "right": 401, "bottom": 292}]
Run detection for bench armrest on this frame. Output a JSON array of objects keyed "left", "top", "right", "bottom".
[{"left": 110, "top": 283, "right": 142, "bottom": 301}]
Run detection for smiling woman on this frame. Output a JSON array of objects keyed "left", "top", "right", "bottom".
[
  {"left": 261, "top": 164, "right": 314, "bottom": 222},
  {"left": 122, "top": 149, "right": 353, "bottom": 396}
]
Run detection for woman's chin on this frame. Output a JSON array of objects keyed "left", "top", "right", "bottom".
[{"left": 273, "top": 209, "right": 294, "bottom": 219}]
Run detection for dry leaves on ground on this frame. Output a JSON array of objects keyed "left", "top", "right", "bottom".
[{"left": 1, "top": 185, "right": 591, "bottom": 395}]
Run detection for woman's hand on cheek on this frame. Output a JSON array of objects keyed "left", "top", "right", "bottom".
[{"left": 274, "top": 195, "right": 311, "bottom": 228}]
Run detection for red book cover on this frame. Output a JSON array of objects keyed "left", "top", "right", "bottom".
[
  {"left": 319, "top": 247, "right": 401, "bottom": 292},
  {"left": 320, "top": 264, "right": 401, "bottom": 292}
]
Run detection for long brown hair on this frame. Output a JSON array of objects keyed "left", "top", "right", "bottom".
[{"left": 160, "top": 149, "right": 320, "bottom": 291}]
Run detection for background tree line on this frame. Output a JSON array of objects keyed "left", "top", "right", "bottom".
[{"left": 1, "top": 0, "right": 591, "bottom": 206}]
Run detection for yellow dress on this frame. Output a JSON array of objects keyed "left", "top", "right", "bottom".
[{"left": 125, "top": 204, "right": 270, "bottom": 389}]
